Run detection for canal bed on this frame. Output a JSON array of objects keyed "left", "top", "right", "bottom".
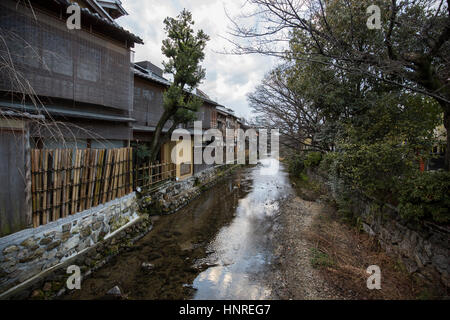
[{"left": 66, "top": 160, "right": 292, "bottom": 300}]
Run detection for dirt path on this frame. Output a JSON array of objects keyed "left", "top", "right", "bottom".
[{"left": 270, "top": 194, "right": 347, "bottom": 299}]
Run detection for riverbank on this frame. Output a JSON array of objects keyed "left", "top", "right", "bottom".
[
  {"left": 3, "top": 164, "right": 242, "bottom": 300},
  {"left": 270, "top": 193, "right": 346, "bottom": 299},
  {"left": 273, "top": 173, "right": 438, "bottom": 299}
]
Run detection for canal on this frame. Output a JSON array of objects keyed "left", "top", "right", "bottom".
[{"left": 66, "top": 159, "right": 292, "bottom": 300}]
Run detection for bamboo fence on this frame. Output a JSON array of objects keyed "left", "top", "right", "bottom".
[{"left": 31, "top": 147, "right": 133, "bottom": 227}]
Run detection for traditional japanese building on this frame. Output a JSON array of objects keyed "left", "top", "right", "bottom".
[
  {"left": 0, "top": 0, "right": 143, "bottom": 150},
  {"left": 131, "top": 60, "right": 221, "bottom": 179},
  {"left": 0, "top": 0, "right": 142, "bottom": 236}
]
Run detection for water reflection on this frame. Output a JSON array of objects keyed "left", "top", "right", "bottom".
[
  {"left": 192, "top": 159, "right": 292, "bottom": 300},
  {"left": 66, "top": 161, "right": 290, "bottom": 300}
]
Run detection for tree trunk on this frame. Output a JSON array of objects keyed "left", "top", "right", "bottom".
[{"left": 149, "top": 108, "right": 173, "bottom": 163}]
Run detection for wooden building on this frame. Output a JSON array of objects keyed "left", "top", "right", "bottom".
[
  {"left": 131, "top": 61, "right": 221, "bottom": 179},
  {"left": 216, "top": 105, "right": 241, "bottom": 164},
  {"left": 0, "top": 0, "right": 142, "bottom": 236},
  {"left": 0, "top": 0, "right": 143, "bottom": 149},
  {"left": 0, "top": 0, "right": 242, "bottom": 236}
]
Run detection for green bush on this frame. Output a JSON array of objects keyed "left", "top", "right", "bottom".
[
  {"left": 328, "top": 142, "right": 415, "bottom": 200},
  {"left": 398, "top": 171, "right": 450, "bottom": 224},
  {"left": 288, "top": 152, "right": 324, "bottom": 177},
  {"left": 288, "top": 153, "right": 305, "bottom": 177},
  {"left": 317, "top": 149, "right": 449, "bottom": 225},
  {"left": 133, "top": 143, "right": 152, "bottom": 162},
  {"left": 303, "top": 152, "right": 323, "bottom": 168},
  {"left": 319, "top": 152, "right": 338, "bottom": 175}
]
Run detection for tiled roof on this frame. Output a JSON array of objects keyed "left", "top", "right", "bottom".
[
  {"left": 56, "top": 0, "right": 143, "bottom": 45},
  {"left": 132, "top": 64, "right": 220, "bottom": 106},
  {"left": 133, "top": 65, "right": 171, "bottom": 86},
  {"left": 96, "top": 0, "right": 128, "bottom": 17},
  {"left": 216, "top": 105, "right": 236, "bottom": 117}
]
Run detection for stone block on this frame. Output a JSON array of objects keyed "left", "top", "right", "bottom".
[
  {"left": 92, "top": 221, "right": 102, "bottom": 231},
  {"left": 62, "top": 223, "right": 71, "bottom": 233},
  {"left": 39, "top": 237, "right": 53, "bottom": 246},
  {"left": 80, "top": 226, "right": 92, "bottom": 238},
  {"left": 46, "top": 240, "right": 61, "bottom": 251},
  {"left": 2, "top": 245, "right": 19, "bottom": 255},
  {"left": 62, "top": 235, "right": 80, "bottom": 251},
  {"left": 20, "top": 238, "right": 37, "bottom": 248}
]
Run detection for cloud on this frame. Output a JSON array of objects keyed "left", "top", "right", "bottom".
[{"left": 118, "top": 0, "right": 276, "bottom": 119}]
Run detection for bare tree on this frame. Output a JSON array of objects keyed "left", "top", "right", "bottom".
[
  {"left": 227, "top": 0, "right": 450, "bottom": 169},
  {"left": 248, "top": 64, "right": 330, "bottom": 152}
]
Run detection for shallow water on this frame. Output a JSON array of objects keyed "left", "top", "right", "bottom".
[
  {"left": 66, "top": 160, "right": 291, "bottom": 300},
  {"left": 192, "top": 159, "right": 292, "bottom": 299}
]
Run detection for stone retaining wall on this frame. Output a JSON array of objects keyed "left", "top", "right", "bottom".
[
  {"left": 309, "top": 169, "right": 449, "bottom": 291},
  {"left": 0, "top": 193, "right": 139, "bottom": 297},
  {"left": 360, "top": 203, "right": 449, "bottom": 289},
  {"left": 0, "top": 164, "right": 240, "bottom": 299},
  {"left": 139, "top": 165, "right": 232, "bottom": 215}
]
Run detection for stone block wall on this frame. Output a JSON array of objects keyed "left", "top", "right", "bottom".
[
  {"left": 309, "top": 169, "right": 449, "bottom": 291},
  {"left": 139, "top": 165, "right": 230, "bottom": 215},
  {"left": 0, "top": 164, "right": 240, "bottom": 299},
  {"left": 0, "top": 193, "right": 139, "bottom": 297},
  {"left": 359, "top": 199, "right": 449, "bottom": 289}
]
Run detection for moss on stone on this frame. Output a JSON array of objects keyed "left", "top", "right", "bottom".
[{"left": 110, "top": 215, "right": 130, "bottom": 233}]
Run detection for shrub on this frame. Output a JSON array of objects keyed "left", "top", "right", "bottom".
[
  {"left": 328, "top": 142, "right": 416, "bottom": 200},
  {"left": 303, "top": 152, "right": 323, "bottom": 168},
  {"left": 398, "top": 171, "right": 450, "bottom": 224},
  {"left": 133, "top": 143, "right": 151, "bottom": 162},
  {"left": 287, "top": 153, "right": 305, "bottom": 177},
  {"left": 288, "top": 152, "right": 324, "bottom": 178}
]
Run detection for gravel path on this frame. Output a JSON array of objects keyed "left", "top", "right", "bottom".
[{"left": 269, "top": 195, "right": 347, "bottom": 300}]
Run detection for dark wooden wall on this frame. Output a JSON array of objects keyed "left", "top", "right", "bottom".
[
  {"left": 0, "top": 128, "right": 29, "bottom": 237},
  {"left": 29, "top": 120, "right": 132, "bottom": 141},
  {"left": 133, "top": 77, "right": 219, "bottom": 132},
  {"left": 133, "top": 78, "right": 166, "bottom": 128},
  {"left": 0, "top": 2, "right": 133, "bottom": 112},
  {"left": 195, "top": 103, "right": 215, "bottom": 129}
]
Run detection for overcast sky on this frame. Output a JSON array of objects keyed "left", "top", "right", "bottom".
[{"left": 117, "top": 0, "right": 277, "bottom": 120}]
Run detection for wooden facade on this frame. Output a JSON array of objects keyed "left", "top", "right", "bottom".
[
  {"left": 0, "top": 120, "right": 31, "bottom": 236},
  {"left": 133, "top": 77, "right": 167, "bottom": 133},
  {"left": 0, "top": 0, "right": 245, "bottom": 236},
  {"left": 132, "top": 61, "right": 223, "bottom": 178},
  {"left": 0, "top": 0, "right": 142, "bottom": 147}
]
